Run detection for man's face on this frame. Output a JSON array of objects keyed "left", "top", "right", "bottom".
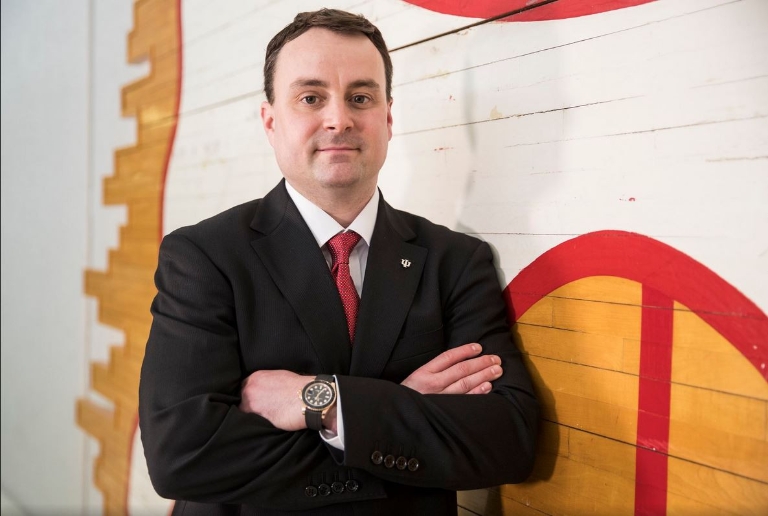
[{"left": 261, "top": 28, "right": 393, "bottom": 199}]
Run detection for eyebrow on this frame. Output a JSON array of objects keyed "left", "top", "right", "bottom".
[
  {"left": 289, "top": 78, "right": 328, "bottom": 90},
  {"left": 289, "top": 78, "right": 382, "bottom": 91},
  {"left": 347, "top": 79, "right": 381, "bottom": 91}
]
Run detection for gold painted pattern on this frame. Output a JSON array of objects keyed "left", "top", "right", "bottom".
[{"left": 77, "top": 0, "right": 180, "bottom": 513}]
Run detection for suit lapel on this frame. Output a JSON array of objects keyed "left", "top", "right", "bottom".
[
  {"left": 350, "top": 199, "right": 427, "bottom": 378},
  {"left": 250, "top": 181, "right": 351, "bottom": 374}
]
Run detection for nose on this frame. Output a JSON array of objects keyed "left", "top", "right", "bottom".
[{"left": 323, "top": 98, "right": 353, "bottom": 133}]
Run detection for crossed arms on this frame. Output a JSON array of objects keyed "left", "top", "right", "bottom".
[{"left": 139, "top": 227, "right": 539, "bottom": 510}]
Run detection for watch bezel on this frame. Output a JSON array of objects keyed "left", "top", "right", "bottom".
[{"left": 301, "top": 378, "right": 337, "bottom": 411}]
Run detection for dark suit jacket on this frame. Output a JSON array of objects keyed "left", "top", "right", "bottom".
[{"left": 139, "top": 180, "right": 539, "bottom": 516}]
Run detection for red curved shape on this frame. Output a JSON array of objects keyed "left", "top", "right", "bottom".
[
  {"left": 158, "top": 0, "right": 184, "bottom": 241},
  {"left": 503, "top": 230, "right": 768, "bottom": 380},
  {"left": 402, "top": 0, "right": 656, "bottom": 22}
]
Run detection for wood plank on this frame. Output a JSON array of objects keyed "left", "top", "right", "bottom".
[
  {"left": 667, "top": 455, "right": 768, "bottom": 516},
  {"left": 549, "top": 275, "right": 642, "bottom": 306},
  {"left": 392, "top": 0, "right": 735, "bottom": 86},
  {"left": 525, "top": 354, "right": 640, "bottom": 411},
  {"left": 568, "top": 427, "right": 635, "bottom": 480},
  {"left": 552, "top": 297, "right": 641, "bottom": 340},
  {"left": 92, "top": 363, "right": 139, "bottom": 412},
  {"left": 516, "top": 322, "right": 629, "bottom": 372},
  {"left": 670, "top": 383, "right": 766, "bottom": 442},
  {"left": 514, "top": 296, "right": 553, "bottom": 327},
  {"left": 524, "top": 356, "right": 639, "bottom": 444},
  {"left": 506, "top": 423, "right": 768, "bottom": 514},
  {"left": 76, "top": 399, "right": 114, "bottom": 440},
  {"left": 128, "top": 0, "right": 179, "bottom": 61},
  {"left": 383, "top": 113, "right": 768, "bottom": 236},
  {"left": 85, "top": 270, "right": 157, "bottom": 301},
  {"left": 672, "top": 303, "right": 768, "bottom": 400},
  {"left": 114, "top": 143, "right": 167, "bottom": 178},
  {"left": 502, "top": 450, "right": 636, "bottom": 516},
  {"left": 669, "top": 419, "right": 768, "bottom": 484},
  {"left": 391, "top": 1, "right": 763, "bottom": 134},
  {"left": 459, "top": 487, "right": 551, "bottom": 516},
  {"left": 172, "top": 0, "right": 555, "bottom": 115}
]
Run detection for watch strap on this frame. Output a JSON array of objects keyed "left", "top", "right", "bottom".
[
  {"left": 304, "top": 375, "right": 336, "bottom": 431},
  {"left": 305, "top": 408, "right": 324, "bottom": 431}
]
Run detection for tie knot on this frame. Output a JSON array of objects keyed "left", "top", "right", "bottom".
[{"left": 327, "top": 231, "right": 361, "bottom": 265}]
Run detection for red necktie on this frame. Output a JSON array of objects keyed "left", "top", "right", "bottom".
[{"left": 327, "top": 231, "right": 362, "bottom": 344}]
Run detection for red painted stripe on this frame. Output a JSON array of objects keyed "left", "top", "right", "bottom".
[
  {"left": 128, "top": 1, "right": 182, "bottom": 514},
  {"left": 511, "top": 0, "right": 655, "bottom": 22},
  {"left": 158, "top": 0, "right": 184, "bottom": 242},
  {"left": 635, "top": 448, "right": 669, "bottom": 516},
  {"left": 635, "top": 287, "right": 673, "bottom": 515},
  {"left": 503, "top": 231, "right": 768, "bottom": 380},
  {"left": 402, "top": 0, "right": 655, "bottom": 22}
]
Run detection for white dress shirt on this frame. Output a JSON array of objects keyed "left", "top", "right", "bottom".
[{"left": 284, "top": 181, "right": 379, "bottom": 451}]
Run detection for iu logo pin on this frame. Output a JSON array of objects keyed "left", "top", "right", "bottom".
[{"left": 401, "top": 259, "right": 411, "bottom": 268}]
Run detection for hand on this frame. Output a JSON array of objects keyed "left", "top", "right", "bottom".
[
  {"left": 401, "top": 343, "right": 502, "bottom": 395},
  {"left": 239, "top": 370, "right": 315, "bottom": 431}
]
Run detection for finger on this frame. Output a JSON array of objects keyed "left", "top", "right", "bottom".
[
  {"left": 466, "top": 381, "right": 493, "bottom": 395},
  {"left": 440, "top": 363, "right": 503, "bottom": 394},
  {"left": 421, "top": 343, "right": 483, "bottom": 373},
  {"left": 433, "top": 354, "right": 500, "bottom": 390}
]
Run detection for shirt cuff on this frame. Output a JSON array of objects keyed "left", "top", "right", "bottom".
[{"left": 319, "top": 375, "right": 345, "bottom": 451}]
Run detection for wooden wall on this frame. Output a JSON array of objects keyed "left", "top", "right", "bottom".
[{"left": 80, "top": 0, "right": 768, "bottom": 514}]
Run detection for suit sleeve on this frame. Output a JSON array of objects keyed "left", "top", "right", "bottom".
[
  {"left": 338, "top": 240, "right": 540, "bottom": 489},
  {"left": 138, "top": 233, "right": 383, "bottom": 509}
]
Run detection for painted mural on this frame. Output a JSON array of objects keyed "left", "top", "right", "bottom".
[{"left": 80, "top": 0, "right": 768, "bottom": 514}]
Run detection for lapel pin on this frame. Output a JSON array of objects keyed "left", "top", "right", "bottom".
[{"left": 401, "top": 259, "right": 411, "bottom": 268}]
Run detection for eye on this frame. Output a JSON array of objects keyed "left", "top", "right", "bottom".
[
  {"left": 351, "top": 95, "right": 370, "bottom": 104},
  {"left": 301, "top": 95, "right": 319, "bottom": 105}
]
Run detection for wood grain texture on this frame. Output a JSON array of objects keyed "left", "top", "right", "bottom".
[
  {"left": 505, "top": 276, "right": 768, "bottom": 514},
  {"left": 78, "top": 0, "right": 768, "bottom": 514},
  {"left": 78, "top": 0, "right": 180, "bottom": 514}
]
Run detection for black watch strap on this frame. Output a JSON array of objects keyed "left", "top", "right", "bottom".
[
  {"left": 304, "top": 375, "right": 335, "bottom": 431},
  {"left": 306, "top": 408, "right": 324, "bottom": 431}
]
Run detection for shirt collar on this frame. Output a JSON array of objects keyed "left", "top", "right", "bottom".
[{"left": 284, "top": 181, "right": 379, "bottom": 248}]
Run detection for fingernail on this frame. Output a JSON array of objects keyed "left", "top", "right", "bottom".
[
  {"left": 492, "top": 355, "right": 501, "bottom": 365},
  {"left": 482, "top": 383, "right": 491, "bottom": 393},
  {"left": 472, "top": 344, "right": 481, "bottom": 352},
  {"left": 491, "top": 366, "right": 502, "bottom": 375}
]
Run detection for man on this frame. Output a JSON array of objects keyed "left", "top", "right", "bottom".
[{"left": 139, "top": 9, "right": 538, "bottom": 516}]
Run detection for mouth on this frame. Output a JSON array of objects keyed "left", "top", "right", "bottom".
[{"left": 317, "top": 147, "right": 358, "bottom": 152}]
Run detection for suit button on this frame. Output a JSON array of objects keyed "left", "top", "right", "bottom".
[
  {"left": 407, "top": 458, "right": 420, "bottom": 472},
  {"left": 371, "top": 451, "right": 383, "bottom": 465},
  {"left": 305, "top": 486, "right": 318, "bottom": 497},
  {"left": 345, "top": 479, "right": 360, "bottom": 492},
  {"left": 331, "top": 481, "right": 345, "bottom": 494},
  {"left": 384, "top": 455, "right": 395, "bottom": 468},
  {"left": 396, "top": 456, "right": 408, "bottom": 470},
  {"left": 318, "top": 483, "right": 331, "bottom": 496}
]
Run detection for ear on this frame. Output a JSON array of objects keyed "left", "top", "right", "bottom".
[
  {"left": 260, "top": 100, "right": 276, "bottom": 147},
  {"left": 386, "top": 98, "right": 394, "bottom": 141}
]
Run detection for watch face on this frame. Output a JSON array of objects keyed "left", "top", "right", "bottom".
[{"left": 302, "top": 381, "right": 335, "bottom": 409}]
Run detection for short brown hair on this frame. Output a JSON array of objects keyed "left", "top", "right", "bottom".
[{"left": 263, "top": 8, "right": 393, "bottom": 104}]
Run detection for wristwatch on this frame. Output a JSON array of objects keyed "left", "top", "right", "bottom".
[{"left": 300, "top": 374, "right": 337, "bottom": 431}]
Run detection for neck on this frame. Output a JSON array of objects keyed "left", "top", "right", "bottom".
[{"left": 289, "top": 181, "right": 376, "bottom": 227}]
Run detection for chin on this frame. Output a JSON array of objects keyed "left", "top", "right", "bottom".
[{"left": 315, "top": 168, "right": 368, "bottom": 190}]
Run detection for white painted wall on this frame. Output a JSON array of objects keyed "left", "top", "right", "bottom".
[
  {"left": 165, "top": 0, "right": 768, "bottom": 314},
  {"left": 2, "top": 0, "right": 765, "bottom": 513},
  {"left": 1, "top": 0, "right": 143, "bottom": 513},
  {"left": 1, "top": 0, "right": 90, "bottom": 511}
]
